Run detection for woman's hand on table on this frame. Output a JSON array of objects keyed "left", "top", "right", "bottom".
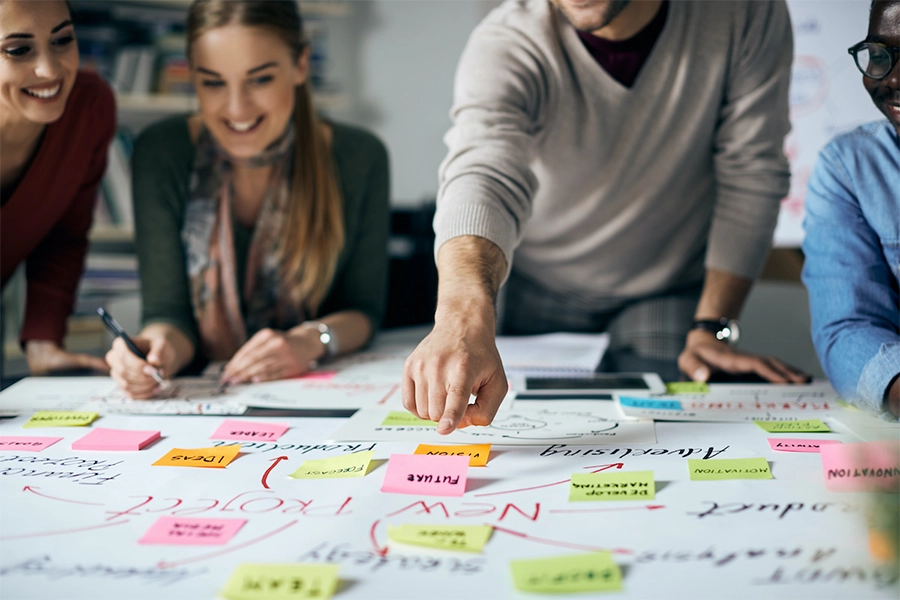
[
  {"left": 25, "top": 340, "right": 109, "bottom": 375},
  {"left": 221, "top": 327, "right": 324, "bottom": 384}
]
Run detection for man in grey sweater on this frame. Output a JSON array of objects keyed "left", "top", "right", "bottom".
[{"left": 403, "top": 0, "right": 808, "bottom": 433}]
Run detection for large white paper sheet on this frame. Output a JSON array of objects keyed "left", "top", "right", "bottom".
[
  {"left": 0, "top": 377, "right": 247, "bottom": 416},
  {"left": 328, "top": 405, "right": 656, "bottom": 445},
  {"left": 616, "top": 381, "right": 843, "bottom": 422},
  {"left": 0, "top": 410, "right": 894, "bottom": 600}
]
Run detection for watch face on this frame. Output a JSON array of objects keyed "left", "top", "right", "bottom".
[{"left": 716, "top": 320, "right": 741, "bottom": 344}]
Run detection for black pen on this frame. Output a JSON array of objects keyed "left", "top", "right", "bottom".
[{"left": 97, "top": 307, "right": 167, "bottom": 386}]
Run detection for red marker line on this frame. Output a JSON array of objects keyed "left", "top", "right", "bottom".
[
  {"left": 378, "top": 384, "right": 401, "bottom": 405},
  {"left": 474, "top": 463, "right": 624, "bottom": 497},
  {"left": 261, "top": 455, "right": 289, "bottom": 489},
  {"left": 370, "top": 519, "right": 388, "bottom": 556},
  {"left": 157, "top": 519, "right": 298, "bottom": 569},
  {"left": 491, "top": 524, "right": 632, "bottom": 555},
  {"left": 0, "top": 519, "right": 128, "bottom": 540},
  {"left": 22, "top": 485, "right": 104, "bottom": 506},
  {"left": 550, "top": 505, "right": 665, "bottom": 514}
]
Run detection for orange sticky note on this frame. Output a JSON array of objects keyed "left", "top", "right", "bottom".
[
  {"left": 414, "top": 444, "right": 491, "bottom": 467},
  {"left": 153, "top": 445, "right": 240, "bottom": 468}
]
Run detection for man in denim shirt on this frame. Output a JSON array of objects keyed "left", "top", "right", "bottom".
[{"left": 802, "top": 0, "right": 900, "bottom": 418}]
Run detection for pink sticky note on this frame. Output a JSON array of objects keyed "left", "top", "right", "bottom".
[
  {"left": 820, "top": 440, "right": 900, "bottom": 492},
  {"left": 138, "top": 516, "right": 246, "bottom": 545},
  {"left": 296, "top": 370, "right": 337, "bottom": 381},
  {"left": 0, "top": 436, "right": 62, "bottom": 452},
  {"left": 72, "top": 428, "right": 160, "bottom": 451},
  {"left": 381, "top": 454, "right": 469, "bottom": 497},
  {"left": 767, "top": 438, "right": 841, "bottom": 453},
  {"left": 210, "top": 419, "right": 289, "bottom": 441}
]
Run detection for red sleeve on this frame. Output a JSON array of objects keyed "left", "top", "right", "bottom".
[{"left": 19, "top": 80, "right": 116, "bottom": 346}]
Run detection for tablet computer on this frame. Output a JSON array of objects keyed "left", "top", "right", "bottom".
[{"left": 510, "top": 373, "right": 666, "bottom": 397}]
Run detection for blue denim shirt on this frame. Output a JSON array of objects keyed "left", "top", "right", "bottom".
[{"left": 802, "top": 120, "right": 900, "bottom": 416}]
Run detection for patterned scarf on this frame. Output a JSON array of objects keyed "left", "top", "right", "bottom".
[{"left": 182, "top": 124, "right": 304, "bottom": 360}]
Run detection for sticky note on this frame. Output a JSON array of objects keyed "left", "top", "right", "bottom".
[
  {"left": 380, "top": 412, "right": 437, "bottom": 427},
  {"left": 221, "top": 563, "right": 339, "bottom": 600},
  {"left": 211, "top": 420, "right": 289, "bottom": 442},
  {"left": 510, "top": 552, "right": 622, "bottom": 593},
  {"left": 71, "top": 428, "right": 160, "bottom": 451},
  {"left": 665, "top": 382, "right": 710, "bottom": 394},
  {"left": 754, "top": 419, "right": 831, "bottom": 433},
  {"left": 290, "top": 450, "right": 374, "bottom": 479},
  {"left": 381, "top": 454, "right": 469, "bottom": 496},
  {"left": 0, "top": 436, "right": 62, "bottom": 452},
  {"left": 139, "top": 516, "right": 246, "bottom": 545},
  {"left": 414, "top": 443, "right": 491, "bottom": 467},
  {"left": 388, "top": 524, "right": 493, "bottom": 553},
  {"left": 618, "top": 396, "right": 683, "bottom": 410},
  {"left": 152, "top": 444, "right": 240, "bottom": 468},
  {"left": 570, "top": 470, "right": 655, "bottom": 501},
  {"left": 820, "top": 440, "right": 900, "bottom": 492},
  {"left": 688, "top": 457, "right": 773, "bottom": 481},
  {"left": 22, "top": 411, "right": 98, "bottom": 428},
  {"left": 297, "top": 370, "right": 338, "bottom": 381},
  {"left": 767, "top": 438, "right": 840, "bottom": 453}
]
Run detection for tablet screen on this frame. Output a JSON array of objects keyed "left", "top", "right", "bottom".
[{"left": 525, "top": 376, "right": 650, "bottom": 390}]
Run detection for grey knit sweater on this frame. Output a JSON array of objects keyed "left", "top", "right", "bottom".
[{"left": 435, "top": 0, "right": 793, "bottom": 300}]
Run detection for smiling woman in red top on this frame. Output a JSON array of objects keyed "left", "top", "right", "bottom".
[{"left": 0, "top": 0, "right": 115, "bottom": 374}]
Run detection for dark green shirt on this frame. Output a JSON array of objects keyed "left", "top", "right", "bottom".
[{"left": 131, "top": 115, "right": 390, "bottom": 353}]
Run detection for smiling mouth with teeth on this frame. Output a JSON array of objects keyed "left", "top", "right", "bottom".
[
  {"left": 226, "top": 116, "right": 264, "bottom": 132},
  {"left": 23, "top": 84, "right": 61, "bottom": 99}
]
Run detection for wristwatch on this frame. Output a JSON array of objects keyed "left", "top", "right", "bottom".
[
  {"left": 691, "top": 318, "right": 740, "bottom": 344},
  {"left": 302, "top": 321, "right": 339, "bottom": 358}
]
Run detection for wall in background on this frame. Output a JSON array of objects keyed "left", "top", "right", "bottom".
[{"left": 324, "top": 1, "right": 500, "bottom": 206}]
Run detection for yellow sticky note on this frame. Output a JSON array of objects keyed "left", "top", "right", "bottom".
[
  {"left": 388, "top": 524, "right": 493, "bottom": 553},
  {"left": 152, "top": 445, "right": 240, "bottom": 468},
  {"left": 510, "top": 552, "right": 622, "bottom": 593},
  {"left": 570, "top": 470, "right": 655, "bottom": 501},
  {"left": 290, "top": 450, "right": 374, "bottom": 479},
  {"left": 665, "top": 382, "right": 710, "bottom": 394},
  {"left": 688, "top": 457, "right": 773, "bottom": 481},
  {"left": 221, "top": 563, "right": 339, "bottom": 600},
  {"left": 414, "top": 444, "right": 491, "bottom": 467},
  {"left": 381, "top": 411, "right": 436, "bottom": 427},
  {"left": 23, "top": 411, "right": 98, "bottom": 428},
  {"left": 754, "top": 419, "right": 831, "bottom": 433}
]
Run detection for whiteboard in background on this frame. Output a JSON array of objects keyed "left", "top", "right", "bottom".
[{"left": 776, "top": 0, "right": 884, "bottom": 247}]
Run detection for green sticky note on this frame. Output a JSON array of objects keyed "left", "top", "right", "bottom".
[
  {"left": 510, "top": 552, "right": 622, "bottom": 593},
  {"left": 754, "top": 419, "right": 831, "bottom": 433},
  {"left": 688, "top": 457, "right": 773, "bottom": 481},
  {"left": 570, "top": 470, "right": 655, "bottom": 501},
  {"left": 665, "top": 382, "right": 710, "bottom": 394},
  {"left": 23, "top": 411, "right": 98, "bottom": 428},
  {"left": 388, "top": 524, "right": 493, "bottom": 553},
  {"left": 290, "top": 451, "right": 374, "bottom": 479},
  {"left": 221, "top": 563, "right": 339, "bottom": 600},
  {"left": 380, "top": 411, "right": 437, "bottom": 427}
]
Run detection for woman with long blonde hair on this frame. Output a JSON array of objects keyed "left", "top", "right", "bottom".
[{"left": 107, "top": 0, "right": 389, "bottom": 398}]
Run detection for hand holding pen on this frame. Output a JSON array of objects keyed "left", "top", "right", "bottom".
[{"left": 99, "top": 308, "right": 170, "bottom": 398}]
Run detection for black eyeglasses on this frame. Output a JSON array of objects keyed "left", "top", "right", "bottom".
[{"left": 848, "top": 41, "right": 900, "bottom": 80}]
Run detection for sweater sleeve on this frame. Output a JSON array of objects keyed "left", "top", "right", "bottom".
[
  {"left": 131, "top": 119, "right": 199, "bottom": 350},
  {"left": 19, "top": 85, "right": 116, "bottom": 347},
  {"left": 707, "top": 0, "right": 793, "bottom": 279},
  {"left": 434, "top": 21, "right": 546, "bottom": 279},
  {"left": 802, "top": 145, "right": 900, "bottom": 414},
  {"left": 319, "top": 134, "right": 391, "bottom": 332}
]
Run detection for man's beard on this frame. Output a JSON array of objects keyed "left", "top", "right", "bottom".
[{"left": 558, "top": 0, "right": 632, "bottom": 32}]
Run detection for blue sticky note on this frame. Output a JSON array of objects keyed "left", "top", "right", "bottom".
[{"left": 618, "top": 397, "right": 683, "bottom": 410}]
